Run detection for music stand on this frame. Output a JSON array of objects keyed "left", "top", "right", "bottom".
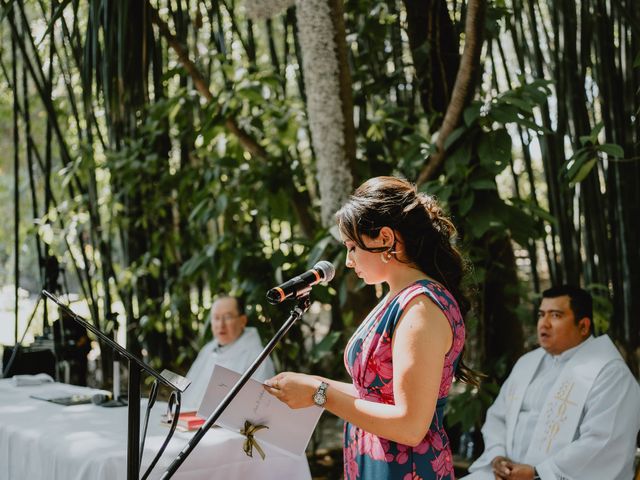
[
  {"left": 161, "top": 294, "right": 312, "bottom": 479},
  {"left": 42, "top": 290, "right": 191, "bottom": 480}
]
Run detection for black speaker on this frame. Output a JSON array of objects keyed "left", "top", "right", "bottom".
[{"left": 1, "top": 346, "right": 56, "bottom": 378}]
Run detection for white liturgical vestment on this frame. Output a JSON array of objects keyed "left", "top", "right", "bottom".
[
  {"left": 462, "top": 335, "right": 640, "bottom": 480},
  {"left": 182, "top": 327, "right": 276, "bottom": 410}
]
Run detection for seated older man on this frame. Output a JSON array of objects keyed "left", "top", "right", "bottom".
[
  {"left": 462, "top": 285, "right": 640, "bottom": 480},
  {"left": 182, "top": 294, "right": 275, "bottom": 410}
]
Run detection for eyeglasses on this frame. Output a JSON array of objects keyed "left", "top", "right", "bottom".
[{"left": 211, "top": 313, "right": 240, "bottom": 323}]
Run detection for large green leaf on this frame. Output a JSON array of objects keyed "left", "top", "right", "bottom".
[{"left": 478, "top": 129, "right": 512, "bottom": 174}]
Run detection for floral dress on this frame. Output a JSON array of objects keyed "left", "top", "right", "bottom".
[{"left": 343, "top": 280, "right": 465, "bottom": 480}]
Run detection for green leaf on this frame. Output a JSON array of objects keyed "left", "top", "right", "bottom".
[
  {"left": 488, "top": 103, "right": 520, "bottom": 124},
  {"left": 459, "top": 191, "right": 475, "bottom": 215},
  {"left": 502, "top": 95, "right": 533, "bottom": 112},
  {"left": 307, "top": 234, "right": 335, "bottom": 267},
  {"left": 478, "top": 129, "right": 512, "bottom": 174},
  {"left": 469, "top": 178, "right": 497, "bottom": 190},
  {"left": 35, "top": 0, "right": 74, "bottom": 46},
  {"left": 444, "top": 143, "right": 472, "bottom": 175},
  {"left": 286, "top": 342, "right": 301, "bottom": 360},
  {"left": 443, "top": 126, "right": 466, "bottom": 150},
  {"left": 514, "top": 116, "right": 546, "bottom": 133},
  {"left": 569, "top": 158, "right": 597, "bottom": 186},
  {"left": 216, "top": 194, "right": 228, "bottom": 212},
  {"left": 563, "top": 149, "right": 592, "bottom": 183},
  {"left": 597, "top": 143, "right": 624, "bottom": 158},
  {"left": 463, "top": 103, "right": 481, "bottom": 126},
  {"left": 466, "top": 208, "right": 497, "bottom": 239},
  {"left": 502, "top": 203, "right": 541, "bottom": 244},
  {"left": 180, "top": 251, "right": 211, "bottom": 277},
  {"left": 309, "top": 332, "right": 341, "bottom": 363},
  {"left": 509, "top": 198, "right": 557, "bottom": 224}
]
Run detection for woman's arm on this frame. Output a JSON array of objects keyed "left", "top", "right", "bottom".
[
  {"left": 265, "top": 295, "right": 452, "bottom": 446},
  {"left": 313, "top": 377, "right": 358, "bottom": 397}
]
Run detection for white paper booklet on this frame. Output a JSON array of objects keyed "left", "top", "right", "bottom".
[{"left": 197, "top": 365, "right": 324, "bottom": 457}]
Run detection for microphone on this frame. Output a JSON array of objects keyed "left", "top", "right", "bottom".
[{"left": 266, "top": 261, "right": 335, "bottom": 304}]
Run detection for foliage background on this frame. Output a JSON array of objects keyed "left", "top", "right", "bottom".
[{"left": 1, "top": 0, "right": 638, "bottom": 459}]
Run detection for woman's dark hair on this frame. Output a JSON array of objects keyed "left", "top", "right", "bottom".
[{"left": 335, "top": 176, "right": 479, "bottom": 385}]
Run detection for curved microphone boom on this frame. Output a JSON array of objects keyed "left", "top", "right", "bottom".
[{"left": 266, "top": 261, "right": 335, "bottom": 304}]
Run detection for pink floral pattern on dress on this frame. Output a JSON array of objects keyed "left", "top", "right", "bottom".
[
  {"left": 403, "top": 466, "right": 424, "bottom": 480},
  {"left": 343, "top": 280, "right": 464, "bottom": 480},
  {"left": 431, "top": 449, "right": 454, "bottom": 479},
  {"left": 358, "top": 430, "right": 388, "bottom": 461}
]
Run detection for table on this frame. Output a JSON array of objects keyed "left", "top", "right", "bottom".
[{"left": 0, "top": 379, "right": 311, "bottom": 480}]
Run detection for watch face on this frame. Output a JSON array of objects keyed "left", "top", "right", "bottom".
[{"left": 313, "top": 392, "right": 326, "bottom": 406}]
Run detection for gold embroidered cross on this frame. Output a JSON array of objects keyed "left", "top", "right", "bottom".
[{"left": 544, "top": 381, "right": 577, "bottom": 452}]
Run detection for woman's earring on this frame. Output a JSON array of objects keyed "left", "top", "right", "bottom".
[{"left": 381, "top": 251, "right": 392, "bottom": 264}]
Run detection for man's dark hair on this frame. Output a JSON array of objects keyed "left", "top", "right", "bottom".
[
  {"left": 542, "top": 285, "right": 594, "bottom": 335},
  {"left": 234, "top": 295, "right": 246, "bottom": 315},
  {"left": 215, "top": 293, "right": 245, "bottom": 315}
]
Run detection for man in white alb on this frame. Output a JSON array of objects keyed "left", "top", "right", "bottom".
[
  {"left": 182, "top": 294, "right": 275, "bottom": 410},
  {"left": 462, "top": 285, "right": 640, "bottom": 480}
]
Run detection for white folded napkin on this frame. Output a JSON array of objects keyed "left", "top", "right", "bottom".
[{"left": 12, "top": 373, "right": 55, "bottom": 386}]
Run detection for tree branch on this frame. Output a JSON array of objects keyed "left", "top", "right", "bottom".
[
  {"left": 416, "top": 0, "right": 486, "bottom": 185},
  {"left": 147, "top": 1, "right": 317, "bottom": 237},
  {"left": 147, "top": 1, "right": 268, "bottom": 160}
]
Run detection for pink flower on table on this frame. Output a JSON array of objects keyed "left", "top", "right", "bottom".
[{"left": 430, "top": 447, "right": 454, "bottom": 479}]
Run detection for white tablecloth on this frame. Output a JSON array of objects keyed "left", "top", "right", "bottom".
[{"left": 0, "top": 379, "right": 311, "bottom": 480}]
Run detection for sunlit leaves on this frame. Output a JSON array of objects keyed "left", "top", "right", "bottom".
[{"left": 561, "top": 121, "right": 625, "bottom": 186}]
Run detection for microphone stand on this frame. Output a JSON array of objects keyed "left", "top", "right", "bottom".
[
  {"left": 42, "top": 291, "right": 191, "bottom": 480},
  {"left": 161, "top": 293, "right": 312, "bottom": 479}
]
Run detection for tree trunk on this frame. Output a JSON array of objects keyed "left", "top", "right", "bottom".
[{"left": 402, "top": 0, "right": 460, "bottom": 126}]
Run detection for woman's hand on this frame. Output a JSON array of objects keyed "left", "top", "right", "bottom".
[{"left": 263, "top": 372, "right": 322, "bottom": 409}]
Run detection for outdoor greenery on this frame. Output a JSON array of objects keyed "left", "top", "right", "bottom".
[{"left": 1, "top": 0, "right": 638, "bottom": 458}]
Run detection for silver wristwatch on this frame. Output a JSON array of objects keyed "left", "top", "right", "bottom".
[{"left": 312, "top": 381, "right": 329, "bottom": 407}]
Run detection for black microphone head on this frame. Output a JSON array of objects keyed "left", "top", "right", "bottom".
[{"left": 314, "top": 261, "right": 335, "bottom": 283}]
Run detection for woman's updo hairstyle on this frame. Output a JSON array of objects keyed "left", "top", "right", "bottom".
[
  {"left": 335, "top": 176, "right": 470, "bottom": 317},
  {"left": 336, "top": 176, "right": 480, "bottom": 385}
]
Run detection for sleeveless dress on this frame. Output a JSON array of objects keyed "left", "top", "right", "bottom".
[{"left": 343, "top": 280, "right": 465, "bottom": 480}]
